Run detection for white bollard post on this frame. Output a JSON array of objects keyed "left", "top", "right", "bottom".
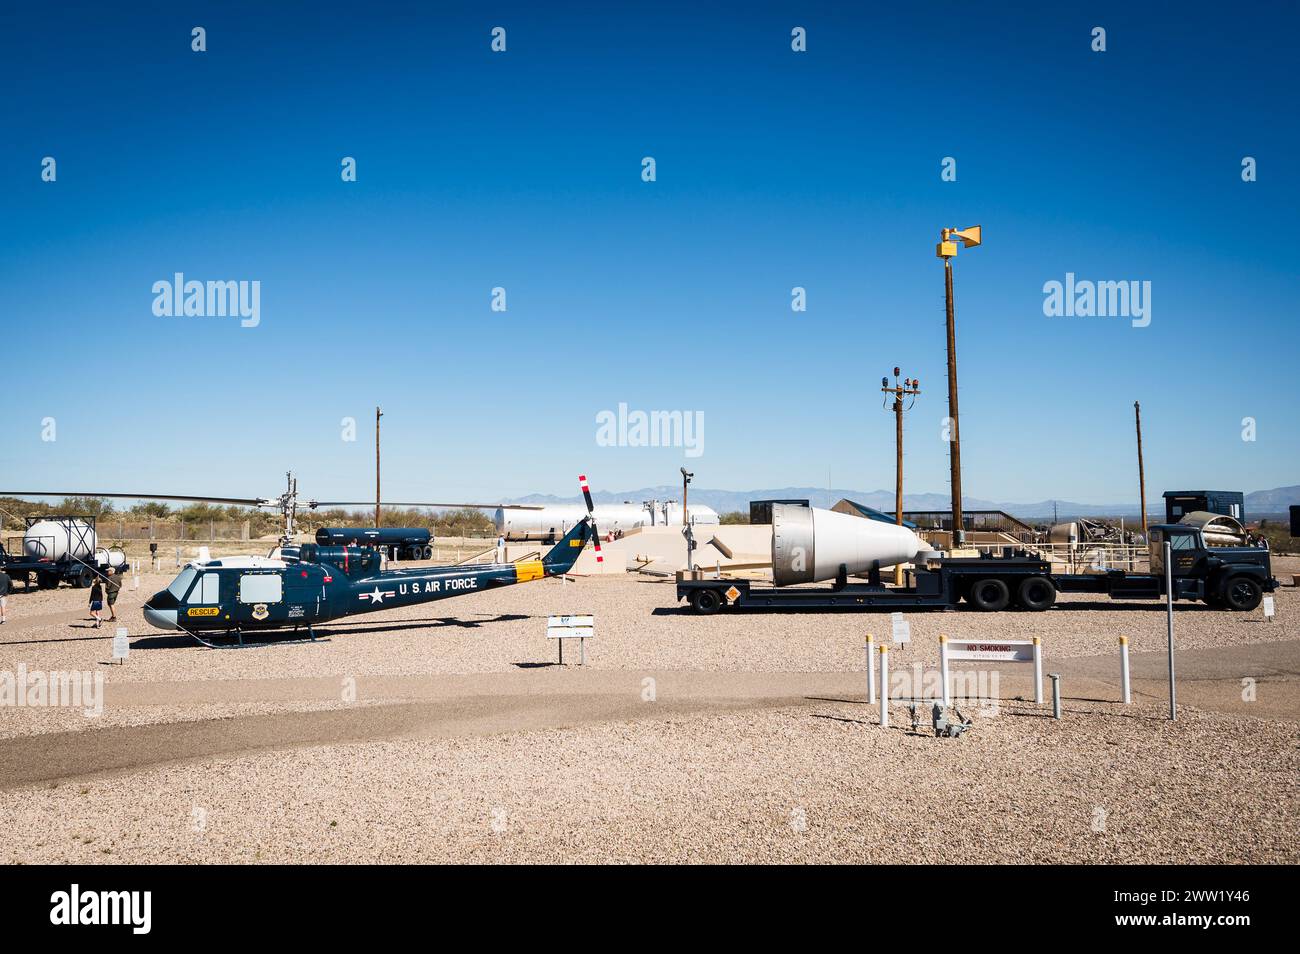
[
  {"left": 878, "top": 645, "right": 890, "bottom": 728},
  {"left": 865, "top": 634, "right": 876, "bottom": 705},
  {"left": 1033, "top": 636, "right": 1044, "bottom": 704},
  {"left": 1119, "top": 635, "right": 1131, "bottom": 704},
  {"left": 939, "top": 634, "right": 950, "bottom": 707}
]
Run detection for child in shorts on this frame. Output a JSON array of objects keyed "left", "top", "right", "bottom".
[{"left": 89, "top": 578, "right": 104, "bottom": 628}]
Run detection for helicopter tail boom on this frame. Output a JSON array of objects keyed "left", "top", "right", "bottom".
[{"left": 540, "top": 517, "right": 595, "bottom": 577}]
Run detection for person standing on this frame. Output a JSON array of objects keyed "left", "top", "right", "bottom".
[
  {"left": 0, "top": 570, "right": 10, "bottom": 624},
  {"left": 105, "top": 567, "right": 121, "bottom": 621},
  {"left": 88, "top": 577, "right": 105, "bottom": 628}
]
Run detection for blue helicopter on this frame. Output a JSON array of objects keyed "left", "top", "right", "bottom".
[{"left": 3, "top": 475, "right": 607, "bottom": 646}]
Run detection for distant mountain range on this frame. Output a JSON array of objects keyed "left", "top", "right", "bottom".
[{"left": 510, "top": 484, "right": 1300, "bottom": 520}]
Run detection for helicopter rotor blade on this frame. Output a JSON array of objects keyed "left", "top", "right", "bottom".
[
  {"left": 578, "top": 474, "right": 603, "bottom": 564},
  {"left": 0, "top": 491, "right": 272, "bottom": 507},
  {"left": 307, "top": 500, "right": 544, "bottom": 511}
]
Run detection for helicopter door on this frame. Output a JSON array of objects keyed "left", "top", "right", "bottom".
[{"left": 283, "top": 568, "right": 325, "bottom": 621}]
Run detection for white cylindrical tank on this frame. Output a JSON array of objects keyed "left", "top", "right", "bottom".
[
  {"left": 494, "top": 503, "right": 721, "bottom": 541},
  {"left": 95, "top": 546, "right": 128, "bottom": 569},
  {"left": 771, "top": 504, "right": 921, "bottom": 586},
  {"left": 23, "top": 519, "right": 97, "bottom": 562}
]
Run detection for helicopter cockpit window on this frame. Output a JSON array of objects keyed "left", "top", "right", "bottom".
[
  {"left": 166, "top": 567, "right": 198, "bottom": 600},
  {"left": 192, "top": 573, "right": 220, "bottom": 604},
  {"left": 238, "top": 574, "right": 282, "bottom": 604}
]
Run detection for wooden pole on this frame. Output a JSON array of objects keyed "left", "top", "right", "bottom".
[
  {"left": 944, "top": 259, "right": 964, "bottom": 547},
  {"left": 1134, "top": 401, "right": 1148, "bottom": 536}
]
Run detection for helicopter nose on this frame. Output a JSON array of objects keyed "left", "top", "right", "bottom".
[{"left": 143, "top": 605, "right": 178, "bottom": 630}]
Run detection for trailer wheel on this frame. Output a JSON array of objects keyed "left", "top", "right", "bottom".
[
  {"left": 37, "top": 571, "right": 59, "bottom": 590},
  {"left": 1222, "top": 576, "right": 1263, "bottom": 612},
  {"left": 422, "top": 546, "right": 433, "bottom": 560},
  {"left": 1016, "top": 576, "right": 1056, "bottom": 612},
  {"left": 690, "top": 588, "right": 724, "bottom": 615},
  {"left": 968, "top": 578, "right": 1011, "bottom": 612}
]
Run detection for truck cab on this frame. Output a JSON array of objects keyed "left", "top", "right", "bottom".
[{"left": 1148, "top": 524, "right": 1275, "bottom": 610}]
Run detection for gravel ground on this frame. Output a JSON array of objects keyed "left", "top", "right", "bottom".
[
  {"left": 1, "top": 557, "right": 1295, "bottom": 864},
  {"left": 1, "top": 698, "right": 1294, "bottom": 864}
]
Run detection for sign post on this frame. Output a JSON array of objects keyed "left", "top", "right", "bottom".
[
  {"left": 878, "top": 645, "right": 890, "bottom": 727},
  {"left": 864, "top": 634, "right": 876, "bottom": 704},
  {"left": 112, "top": 627, "right": 129, "bottom": 665},
  {"left": 1119, "top": 635, "right": 1131, "bottom": 704},
  {"left": 547, "top": 615, "right": 594, "bottom": 666},
  {"left": 890, "top": 612, "right": 911, "bottom": 645},
  {"left": 1032, "top": 636, "right": 1043, "bottom": 704},
  {"left": 938, "top": 634, "right": 950, "bottom": 706},
  {"left": 1164, "top": 540, "right": 1176, "bottom": 721}
]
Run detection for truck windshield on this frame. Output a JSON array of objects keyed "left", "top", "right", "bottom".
[{"left": 166, "top": 567, "right": 198, "bottom": 600}]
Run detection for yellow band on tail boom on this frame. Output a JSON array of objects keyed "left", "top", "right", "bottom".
[{"left": 514, "top": 560, "right": 546, "bottom": 583}]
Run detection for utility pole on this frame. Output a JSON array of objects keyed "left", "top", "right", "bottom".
[
  {"left": 1134, "top": 401, "right": 1148, "bottom": 537},
  {"left": 375, "top": 406, "right": 383, "bottom": 527},
  {"left": 680, "top": 467, "right": 693, "bottom": 526},
  {"left": 936, "top": 226, "right": 981, "bottom": 549},
  {"left": 881, "top": 368, "right": 920, "bottom": 584}
]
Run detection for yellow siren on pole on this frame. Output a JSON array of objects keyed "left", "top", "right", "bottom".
[{"left": 936, "top": 225, "right": 982, "bottom": 258}]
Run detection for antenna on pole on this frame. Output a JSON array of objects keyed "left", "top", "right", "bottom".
[
  {"left": 375, "top": 406, "right": 383, "bottom": 527},
  {"left": 1134, "top": 401, "right": 1148, "bottom": 536},
  {"left": 680, "top": 467, "right": 693, "bottom": 526},
  {"left": 882, "top": 368, "right": 921, "bottom": 585}
]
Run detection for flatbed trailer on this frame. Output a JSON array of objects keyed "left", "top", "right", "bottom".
[{"left": 677, "top": 524, "right": 1277, "bottom": 615}]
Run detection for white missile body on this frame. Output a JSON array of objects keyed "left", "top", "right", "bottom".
[
  {"left": 496, "top": 502, "right": 719, "bottom": 541},
  {"left": 771, "top": 504, "right": 922, "bottom": 586}
]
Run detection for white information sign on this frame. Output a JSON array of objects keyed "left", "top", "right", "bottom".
[
  {"left": 547, "top": 615, "right": 594, "bottom": 639},
  {"left": 890, "top": 612, "right": 911, "bottom": 644},
  {"left": 112, "top": 627, "right": 130, "bottom": 662},
  {"left": 945, "top": 639, "right": 1034, "bottom": 662}
]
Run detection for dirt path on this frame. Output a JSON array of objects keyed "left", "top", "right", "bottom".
[{"left": 2, "top": 640, "right": 1294, "bottom": 790}]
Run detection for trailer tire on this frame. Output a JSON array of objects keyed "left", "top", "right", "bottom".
[
  {"left": 74, "top": 566, "right": 95, "bottom": 589},
  {"left": 422, "top": 546, "right": 433, "bottom": 560},
  {"left": 690, "top": 588, "right": 724, "bottom": 616},
  {"left": 37, "top": 571, "right": 59, "bottom": 590},
  {"left": 1016, "top": 576, "right": 1056, "bottom": 612},
  {"left": 968, "top": 578, "right": 1011, "bottom": 612},
  {"left": 1222, "top": 576, "right": 1263, "bottom": 612}
]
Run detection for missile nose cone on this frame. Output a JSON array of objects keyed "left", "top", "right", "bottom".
[{"left": 772, "top": 505, "right": 921, "bottom": 586}]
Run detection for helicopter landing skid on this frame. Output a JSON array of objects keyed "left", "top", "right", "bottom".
[{"left": 184, "top": 623, "right": 330, "bottom": 650}]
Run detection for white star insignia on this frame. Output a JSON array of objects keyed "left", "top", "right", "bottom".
[{"left": 366, "top": 587, "right": 385, "bottom": 604}]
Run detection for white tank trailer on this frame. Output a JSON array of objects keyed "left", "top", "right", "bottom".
[
  {"left": 496, "top": 502, "right": 720, "bottom": 541},
  {"left": 21, "top": 519, "right": 126, "bottom": 570},
  {"left": 770, "top": 504, "right": 922, "bottom": 585}
]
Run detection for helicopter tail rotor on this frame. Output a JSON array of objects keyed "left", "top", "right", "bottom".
[{"left": 578, "top": 474, "right": 603, "bottom": 564}]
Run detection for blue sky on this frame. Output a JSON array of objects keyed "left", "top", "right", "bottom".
[{"left": 2, "top": 1, "right": 1296, "bottom": 506}]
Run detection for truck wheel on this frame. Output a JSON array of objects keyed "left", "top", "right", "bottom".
[
  {"left": 968, "top": 578, "right": 1011, "bottom": 612},
  {"left": 73, "top": 567, "right": 94, "bottom": 589},
  {"left": 1223, "top": 576, "right": 1263, "bottom": 612},
  {"left": 690, "top": 589, "right": 723, "bottom": 615},
  {"left": 422, "top": 546, "right": 433, "bottom": 560},
  {"left": 1017, "top": 576, "right": 1056, "bottom": 612}
]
